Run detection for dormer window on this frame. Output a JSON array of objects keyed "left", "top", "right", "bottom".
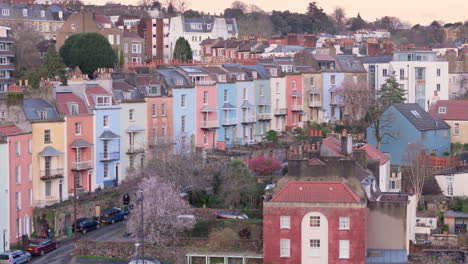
[
  {"left": 190, "top": 23, "right": 202, "bottom": 30},
  {"left": 207, "top": 24, "right": 211, "bottom": 30},
  {"left": 149, "top": 85, "right": 161, "bottom": 95},
  {"left": 39, "top": 110, "right": 47, "bottom": 119},
  {"left": 438, "top": 106, "right": 447, "bottom": 114},
  {"left": 2, "top": 9, "right": 9, "bottom": 16},
  {"left": 218, "top": 75, "right": 226, "bottom": 82},
  {"left": 70, "top": 103, "right": 79, "bottom": 115},
  {"left": 174, "top": 78, "right": 183, "bottom": 85},
  {"left": 270, "top": 68, "right": 277, "bottom": 77},
  {"left": 123, "top": 92, "right": 131, "bottom": 100},
  {"left": 41, "top": 10, "right": 45, "bottom": 18},
  {"left": 96, "top": 96, "right": 111, "bottom": 106},
  {"left": 22, "top": 9, "right": 27, "bottom": 17},
  {"left": 227, "top": 24, "right": 233, "bottom": 31},
  {"left": 252, "top": 72, "right": 257, "bottom": 79}
]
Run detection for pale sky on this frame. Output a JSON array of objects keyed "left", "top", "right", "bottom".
[{"left": 87, "top": 0, "right": 468, "bottom": 26}]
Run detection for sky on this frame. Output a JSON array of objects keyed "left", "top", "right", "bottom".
[{"left": 85, "top": 0, "right": 468, "bottom": 26}]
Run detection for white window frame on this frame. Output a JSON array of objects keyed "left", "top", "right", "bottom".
[
  {"left": 15, "top": 141, "right": 20, "bottom": 156},
  {"left": 2, "top": 9, "right": 9, "bottom": 16},
  {"left": 310, "top": 239, "right": 321, "bottom": 257},
  {"left": 132, "top": 44, "right": 141, "bottom": 54},
  {"left": 181, "top": 115, "right": 186, "bottom": 133},
  {"left": 339, "top": 240, "right": 350, "bottom": 259},
  {"left": 28, "top": 163, "right": 32, "bottom": 181},
  {"left": 454, "top": 123, "right": 460, "bottom": 135},
  {"left": 280, "top": 239, "right": 290, "bottom": 257},
  {"left": 45, "top": 181, "right": 51, "bottom": 197},
  {"left": 41, "top": 10, "right": 45, "bottom": 18},
  {"left": 29, "top": 189, "right": 32, "bottom": 206},
  {"left": 292, "top": 80, "right": 296, "bottom": 90},
  {"left": 44, "top": 129, "right": 51, "bottom": 143},
  {"left": 161, "top": 103, "right": 167, "bottom": 116},
  {"left": 103, "top": 163, "right": 109, "bottom": 178},
  {"left": 280, "top": 216, "right": 290, "bottom": 229},
  {"left": 96, "top": 96, "right": 111, "bottom": 106},
  {"left": 129, "top": 109, "right": 135, "bottom": 121},
  {"left": 438, "top": 106, "right": 446, "bottom": 114},
  {"left": 75, "top": 122, "right": 82, "bottom": 135},
  {"left": 108, "top": 34, "right": 114, "bottom": 45},
  {"left": 70, "top": 103, "right": 79, "bottom": 115},
  {"left": 181, "top": 94, "right": 186, "bottom": 108},
  {"left": 15, "top": 165, "right": 21, "bottom": 184},
  {"left": 339, "top": 216, "right": 350, "bottom": 230},
  {"left": 152, "top": 104, "right": 157, "bottom": 117},
  {"left": 203, "top": 91, "right": 208, "bottom": 105},
  {"left": 203, "top": 131, "right": 208, "bottom": 145},
  {"left": 310, "top": 216, "right": 320, "bottom": 227},
  {"left": 103, "top": 115, "right": 109, "bottom": 128}
]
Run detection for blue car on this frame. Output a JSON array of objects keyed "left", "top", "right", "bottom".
[
  {"left": 100, "top": 208, "right": 128, "bottom": 224},
  {"left": 74, "top": 218, "right": 101, "bottom": 234},
  {"left": 0, "top": 250, "right": 31, "bottom": 264}
]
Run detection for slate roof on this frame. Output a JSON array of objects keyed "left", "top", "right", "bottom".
[
  {"left": 55, "top": 92, "right": 89, "bottom": 115},
  {"left": 23, "top": 98, "right": 60, "bottom": 120},
  {"left": 358, "top": 55, "right": 393, "bottom": 64},
  {"left": 202, "top": 66, "right": 228, "bottom": 75},
  {"left": 366, "top": 249, "right": 408, "bottom": 264},
  {"left": 445, "top": 211, "right": 468, "bottom": 218},
  {"left": 156, "top": 69, "right": 190, "bottom": 86},
  {"left": 429, "top": 100, "right": 468, "bottom": 121},
  {"left": 183, "top": 17, "right": 214, "bottom": 33},
  {"left": 358, "top": 144, "right": 390, "bottom": 165},
  {"left": 336, "top": 55, "right": 365, "bottom": 71},
  {"left": 38, "top": 146, "right": 63, "bottom": 156},
  {"left": 0, "top": 3, "right": 67, "bottom": 21},
  {"left": 70, "top": 138, "right": 93, "bottom": 148},
  {"left": 271, "top": 181, "right": 361, "bottom": 203},
  {"left": 269, "top": 45, "right": 304, "bottom": 53},
  {"left": 0, "top": 125, "right": 23, "bottom": 136},
  {"left": 241, "top": 64, "right": 269, "bottom": 79},
  {"left": 99, "top": 130, "right": 119, "bottom": 139},
  {"left": 392, "top": 103, "right": 451, "bottom": 131},
  {"left": 135, "top": 75, "right": 162, "bottom": 86}
]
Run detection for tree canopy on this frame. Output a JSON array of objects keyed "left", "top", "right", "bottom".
[
  {"left": 378, "top": 71, "right": 407, "bottom": 109},
  {"left": 173, "top": 37, "right": 193, "bottom": 62},
  {"left": 43, "top": 44, "right": 66, "bottom": 80}
]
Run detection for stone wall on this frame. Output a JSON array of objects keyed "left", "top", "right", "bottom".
[
  {"left": 429, "top": 234, "right": 459, "bottom": 247},
  {"left": 409, "top": 250, "right": 468, "bottom": 264}
]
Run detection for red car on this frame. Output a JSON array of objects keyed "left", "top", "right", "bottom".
[{"left": 25, "top": 239, "right": 59, "bottom": 256}]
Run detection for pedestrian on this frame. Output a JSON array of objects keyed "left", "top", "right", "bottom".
[{"left": 123, "top": 193, "right": 130, "bottom": 205}]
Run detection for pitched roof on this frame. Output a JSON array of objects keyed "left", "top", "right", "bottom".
[
  {"left": 85, "top": 85, "right": 116, "bottom": 107},
  {"left": 271, "top": 181, "right": 361, "bottom": 203},
  {"left": 392, "top": 103, "right": 451, "bottom": 131},
  {"left": 70, "top": 138, "right": 93, "bottom": 148},
  {"left": 336, "top": 55, "right": 365, "bottom": 71},
  {"left": 23, "top": 98, "right": 60, "bottom": 120},
  {"left": 0, "top": 125, "right": 23, "bottom": 136},
  {"left": 358, "top": 144, "right": 390, "bottom": 165},
  {"left": 429, "top": 100, "right": 468, "bottom": 121},
  {"left": 135, "top": 75, "right": 162, "bottom": 86},
  {"left": 358, "top": 55, "right": 392, "bottom": 64},
  {"left": 55, "top": 92, "right": 89, "bottom": 115},
  {"left": 321, "top": 136, "right": 342, "bottom": 156}
]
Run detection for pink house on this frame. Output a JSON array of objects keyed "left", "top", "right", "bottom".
[
  {"left": 286, "top": 74, "right": 303, "bottom": 128},
  {"left": 0, "top": 125, "right": 33, "bottom": 245},
  {"left": 196, "top": 84, "right": 219, "bottom": 148},
  {"left": 56, "top": 92, "right": 94, "bottom": 192}
]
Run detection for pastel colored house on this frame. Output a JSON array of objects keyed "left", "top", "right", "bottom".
[
  {"left": 24, "top": 98, "right": 67, "bottom": 207},
  {"left": 322, "top": 72, "right": 344, "bottom": 122},
  {"left": 429, "top": 100, "right": 468, "bottom": 144},
  {"left": 0, "top": 125, "right": 33, "bottom": 246},
  {"left": 434, "top": 166, "right": 468, "bottom": 197},
  {"left": 56, "top": 91, "right": 94, "bottom": 193},
  {"left": 263, "top": 181, "right": 368, "bottom": 264},
  {"left": 113, "top": 80, "right": 147, "bottom": 180},
  {"left": 285, "top": 73, "right": 304, "bottom": 128},
  {"left": 301, "top": 71, "right": 324, "bottom": 123},
  {"left": 0, "top": 133, "right": 9, "bottom": 250},
  {"left": 268, "top": 66, "right": 287, "bottom": 132},
  {"left": 157, "top": 68, "right": 194, "bottom": 153},
  {"left": 83, "top": 85, "right": 121, "bottom": 187},
  {"left": 367, "top": 103, "right": 451, "bottom": 165}
]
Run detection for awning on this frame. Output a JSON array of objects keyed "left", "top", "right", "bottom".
[
  {"left": 126, "top": 125, "right": 145, "bottom": 132},
  {"left": 241, "top": 101, "right": 255, "bottom": 108},
  {"left": 291, "top": 91, "right": 303, "bottom": 97},
  {"left": 222, "top": 103, "right": 237, "bottom": 109},
  {"left": 99, "top": 130, "right": 120, "bottom": 139},
  {"left": 200, "top": 105, "right": 217, "bottom": 112},
  {"left": 308, "top": 89, "right": 321, "bottom": 94},
  {"left": 38, "top": 146, "right": 64, "bottom": 156},
  {"left": 70, "top": 138, "right": 93, "bottom": 148}
]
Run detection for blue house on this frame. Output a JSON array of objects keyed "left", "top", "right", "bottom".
[
  {"left": 322, "top": 72, "right": 344, "bottom": 122},
  {"left": 367, "top": 103, "right": 451, "bottom": 165},
  {"left": 157, "top": 68, "right": 194, "bottom": 153},
  {"left": 84, "top": 85, "right": 121, "bottom": 187}
]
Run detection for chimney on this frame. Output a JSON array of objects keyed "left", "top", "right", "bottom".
[
  {"left": 341, "top": 129, "right": 348, "bottom": 156},
  {"left": 347, "top": 134, "right": 353, "bottom": 155},
  {"left": 354, "top": 149, "right": 367, "bottom": 168}
]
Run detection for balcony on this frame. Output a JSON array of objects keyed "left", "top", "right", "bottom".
[
  {"left": 194, "top": 80, "right": 216, "bottom": 86},
  {"left": 274, "top": 108, "right": 288, "bottom": 116},
  {"left": 222, "top": 118, "right": 238, "bottom": 126},
  {"left": 241, "top": 115, "right": 256, "bottom": 123},
  {"left": 200, "top": 120, "right": 219, "bottom": 129},
  {"left": 71, "top": 160, "right": 93, "bottom": 171},
  {"left": 40, "top": 169, "right": 64, "bottom": 180},
  {"left": 127, "top": 146, "right": 145, "bottom": 154},
  {"left": 309, "top": 101, "right": 321, "bottom": 107},
  {"left": 99, "top": 152, "right": 120, "bottom": 161},
  {"left": 258, "top": 113, "right": 272, "bottom": 120},
  {"left": 291, "top": 105, "right": 303, "bottom": 111}
]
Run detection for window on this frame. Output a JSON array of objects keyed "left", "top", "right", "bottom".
[
  {"left": 454, "top": 123, "right": 460, "bottom": 135},
  {"left": 331, "top": 75, "right": 336, "bottom": 85},
  {"left": 383, "top": 69, "right": 388, "bottom": 76},
  {"left": 103, "top": 163, "right": 114, "bottom": 180},
  {"left": 124, "top": 43, "right": 128, "bottom": 53},
  {"left": 410, "top": 110, "right": 421, "bottom": 118},
  {"left": 152, "top": 126, "right": 157, "bottom": 143},
  {"left": 310, "top": 239, "right": 320, "bottom": 257},
  {"left": 45, "top": 181, "right": 51, "bottom": 197},
  {"left": 15, "top": 166, "right": 21, "bottom": 184},
  {"left": 28, "top": 164, "right": 32, "bottom": 181},
  {"left": 132, "top": 57, "right": 141, "bottom": 63},
  {"left": 15, "top": 141, "right": 20, "bottom": 156},
  {"left": 129, "top": 109, "right": 135, "bottom": 121},
  {"left": 75, "top": 122, "right": 81, "bottom": 135},
  {"left": 339, "top": 216, "right": 350, "bottom": 230},
  {"left": 16, "top": 218, "right": 21, "bottom": 237},
  {"left": 41, "top": 10, "right": 45, "bottom": 18},
  {"left": 0, "top": 110, "right": 5, "bottom": 119},
  {"left": 203, "top": 131, "right": 208, "bottom": 145},
  {"left": 181, "top": 115, "right": 186, "bottom": 132},
  {"left": 400, "top": 69, "right": 405, "bottom": 80},
  {"left": 152, "top": 104, "right": 157, "bottom": 117},
  {"left": 181, "top": 94, "right": 186, "bottom": 108},
  {"left": 390, "top": 180, "right": 396, "bottom": 190},
  {"left": 29, "top": 189, "right": 32, "bottom": 206},
  {"left": 280, "top": 239, "right": 290, "bottom": 257},
  {"left": 252, "top": 72, "right": 257, "bottom": 79},
  {"left": 96, "top": 96, "right": 111, "bottom": 106},
  {"left": 447, "top": 175, "right": 454, "bottom": 196},
  {"left": 161, "top": 103, "right": 167, "bottom": 116},
  {"left": 437, "top": 84, "right": 441, "bottom": 92},
  {"left": 161, "top": 125, "right": 166, "bottom": 137},
  {"left": 2, "top": 9, "right": 9, "bottom": 16},
  {"left": 108, "top": 35, "right": 114, "bottom": 45},
  {"left": 437, "top": 68, "right": 441, "bottom": 77},
  {"left": 149, "top": 85, "right": 161, "bottom": 95},
  {"left": 132, "top": 44, "right": 141, "bottom": 54},
  {"left": 103, "top": 115, "right": 109, "bottom": 128},
  {"left": 71, "top": 24, "right": 76, "bottom": 31},
  {"left": 39, "top": 110, "right": 47, "bottom": 119},
  {"left": 310, "top": 216, "right": 320, "bottom": 227},
  {"left": 70, "top": 103, "right": 79, "bottom": 115},
  {"left": 203, "top": 91, "right": 208, "bottom": 105},
  {"left": 438, "top": 106, "right": 447, "bottom": 114},
  {"left": 292, "top": 80, "right": 296, "bottom": 90},
  {"left": 116, "top": 35, "right": 120, "bottom": 45},
  {"left": 243, "top": 88, "right": 247, "bottom": 100},
  {"left": 224, "top": 89, "right": 228, "bottom": 102},
  {"left": 339, "top": 240, "right": 350, "bottom": 259},
  {"left": 44, "top": 130, "right": 51, "bottom": 143},
  {"left": 260, "top": 85, "right": 264, "bottom": 96},
  {"left": 22, "top": 9, "right": 27, "bottom": 16},
  {"left": 16, "top": 191, "right": 21, "bottom": 210},
  {"left": 416, "top": 67, "right": 425, "bottom": 80},
  {"left": 280, "top": 216, "right": 290, "bottom": 229}
]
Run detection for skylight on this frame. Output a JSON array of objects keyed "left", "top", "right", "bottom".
[{"left": 410, "top": 110, "right": 421, "bottom": 118}]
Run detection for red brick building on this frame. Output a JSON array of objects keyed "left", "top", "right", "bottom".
[{"left": 263, "top": 181, "right": 368, "bottom": 264}]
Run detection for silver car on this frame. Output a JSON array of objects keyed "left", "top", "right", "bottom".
[{"left": 0, "top": 250, "right": 31, "bottom": 264}]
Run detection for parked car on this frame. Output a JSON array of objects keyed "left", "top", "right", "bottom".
[
  {"left": 0, "top": 250, "right": 31, "bottom": 264},
  {"left": 25, "top": 239, "right": 59, "bottom": 256},
  {"left": 128, "top": 257, "right": 161, "bottom": 264},
  {"left": 74, "top": 218, "right": 100, "bottom": 234},
  {"left": 215, "top": 211, "right": 249, "bottom": 220},
  {"left": 100, "top": 207, "right": 128, "bottom": 224}
]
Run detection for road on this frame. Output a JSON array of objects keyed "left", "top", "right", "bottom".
[{"left": 30, "top": 221, "right": 127, "bottom": 264}]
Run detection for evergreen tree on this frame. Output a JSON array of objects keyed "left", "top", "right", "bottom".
[
  {"left": 43, "top": 44, "right": 66, "bottom": 79},
  {"left": 378, "top": 71, "right": 406, "bottom": 108},
  {"left": 59, "top": 34, "right": 80, "bottom": 67},
  {"left": 348, "top": 13, "right": 366, "bottom": 31},
  {"left": 118, "top": 49, "right": 125, "bottom": 69},
  {"left": 173, "top": 37, "right": 193, "bottom": 62}
]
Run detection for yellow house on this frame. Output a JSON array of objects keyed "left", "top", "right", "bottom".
[
  {"left": 24, "top": 99, "right": 67, "bottom": 207},
  {"left": 301, "top": 71, "right": 324, "bottom": 123},
  {"left": 429, "top": 100, "right": 468, "bottom": 145}
]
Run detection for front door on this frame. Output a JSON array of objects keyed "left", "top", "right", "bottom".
[
  {"left": 59, "top": 181, "right": 63, "bottom": 202},
  {"left": 115, "top": 163, "right": 119, "bottom": 183}
]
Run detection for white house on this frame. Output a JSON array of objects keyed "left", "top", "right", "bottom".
[
  {"left": 0, "top": 140, "right": 9, "bottom": 251},
  {"left": 357, "top": 144, "right": 394, "bottom": 192},
  {"left": 268, "top": 67, "right": 287, "bottom": 132},
  {"left": 434, "top": 167, "right": 468, "bottom": 197},
  {"left": 168, "top": 16, "right": 238, "bottom": 61}
]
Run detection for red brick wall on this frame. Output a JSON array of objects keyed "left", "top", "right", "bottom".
[
  {"left": 155, "top": 18, "right": 164, "bottom": 59},
  {"left": 263, "top": 205, "right": 368, "bottom": 264}
]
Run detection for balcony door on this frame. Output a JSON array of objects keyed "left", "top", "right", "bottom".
[
  {"left": 45, "top": 156, "right": 51, "bottom": 176},
  {"left": 103, "top": 140, "right": 109, "bottom": 159},
  {"left": 76, "top": 148, "right": 82, "bottom": 163}
]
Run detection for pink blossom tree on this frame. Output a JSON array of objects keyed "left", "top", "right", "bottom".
[
  {"left": 125, "top": 176, "right": 195, "bottom": 245},
  {"left": 247, "top": 155, "right": 282, "bottom": 176}
]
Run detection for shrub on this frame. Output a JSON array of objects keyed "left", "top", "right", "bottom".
[
  {"left": 208, "top": 228, "right": 239, "bottom": 249},
  {"left": 266, "top": 130, "right": 278, "bottom": 143},
  {"left": 247, "top": 155, "right": 282, "bottom": 176},
  {"left": 464, "top": 143, "right": 468, "bottom": 151}
]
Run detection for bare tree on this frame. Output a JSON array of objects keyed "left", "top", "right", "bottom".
[
  {"left": 231, "top": 0, "right": 247, "bottom": 12},
  {"left": 175, "top": 0, "right": 188, "bottom": 13},
  {"left": 12, "top": 24, "right": 44, "bottom": 75},
  {"left": 336, "top": 78, "right": 373, "bottom": 122},
  {"left": 403, "top": 143, "right": 432, "bottom": 206},
  {"left": 332, "top": 7, "right": 347, "bottom": 33},
  {"left": 125, "top": 176, "right": 195, "bottom": 245}
]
